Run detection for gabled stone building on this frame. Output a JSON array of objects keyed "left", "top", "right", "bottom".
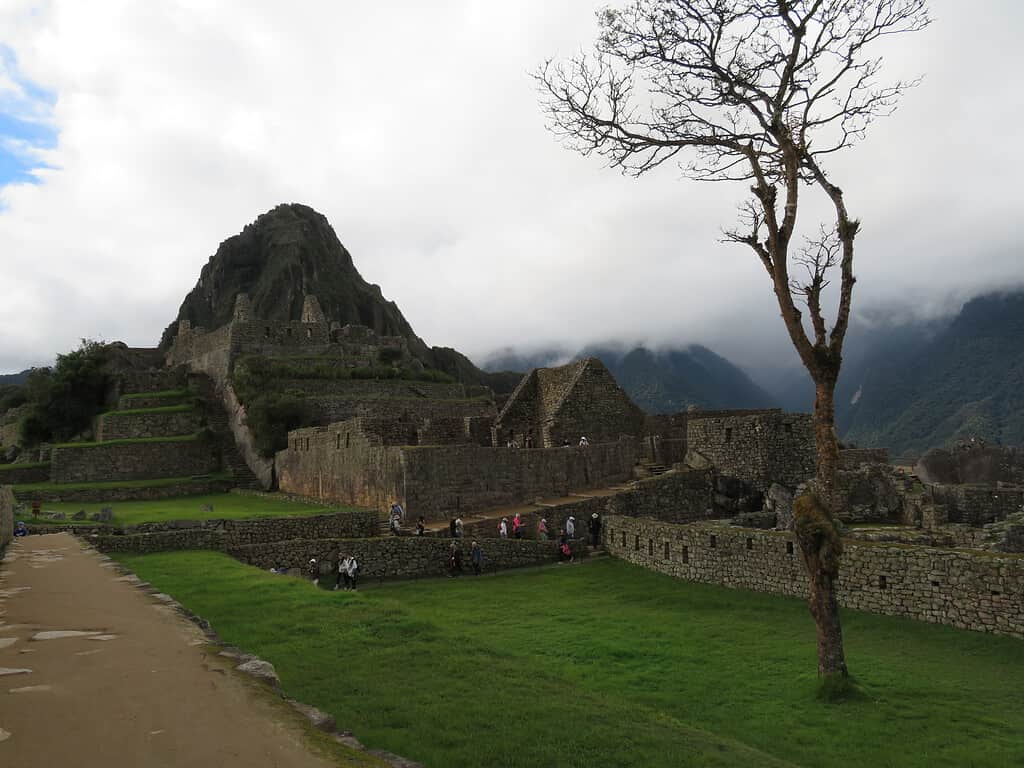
[{"left": 494, "top": 357, "right": 645, "bottom": 448}]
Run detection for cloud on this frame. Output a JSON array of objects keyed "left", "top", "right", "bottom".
[{"left": 0, "top": 0, "right": 1022, "bottom": 374}]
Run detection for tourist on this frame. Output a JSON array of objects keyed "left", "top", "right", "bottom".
[
  {"left": 449, "top": 518, "right": 458, "bottom": 538},
  {"left": 561, "top": 438, "right": 571, "bottom": 447},
  {"left": 307, "top": 558, "right": 319, "bottom": 586},
  {"left": 390, "top": 500, "right": 405, "bottom": 522},
  {"left": 415, "top": 516, "right": 426, "bottom": 536},
  {"left": 470, "top": 540, "right": 483, "bottom": 575},
  {"left": 346, "top": 554, "right": 360, "bottom": 591},
  {"left": 506, "top": 429, "right": 518, "bottom": 448},
  {"left": 524, "top": 429, "right": 535, "bottom": 449},
  {"left": 559, "top": 539, "right": 574, "bottom": 564},
  {"left": 566, "top": 515, "right": 576, "bottom": 539},
  {"left": 455, "top": 517, "right": 464, "bottom": 539},
  {"left": 389, "top": 509, "right": 402, "bottom": 536},
  {"left": 589, "top": 512, "right": 602, "bottom": 548},
  {"left": 512, "top": 513, "right": 523, "bottom": 539},
  {"left": 14, "top": 520, "right": 28, "bottom": 537},
  {"left": 448, "top": 541, "right": 463, "bottom": 577},
  {"left": 337, "top": 555, "right": 352, "bottom": 590},
  {"left": 538, "top": 518, "right": 549, "bottom": 540},
  {"left": 578, "top": 435, "right": 590, "bottom": 447},
  {"left": 499, "top": 517, "right": 509, "bottom": 538}
]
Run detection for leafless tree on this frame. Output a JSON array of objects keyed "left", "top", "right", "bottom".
[{"left": 536, "top": 0, "right": 930, "bottom": 677}]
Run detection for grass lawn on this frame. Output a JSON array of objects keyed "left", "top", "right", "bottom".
[
  {"left": 31, "top": 493, "right": 345, "bottom": 527},
  {"left": 113, "top": 552, "right": 1024, "bottom": 768}
]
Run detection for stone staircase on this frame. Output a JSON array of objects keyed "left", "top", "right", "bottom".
[
  {"left": 639, "top": 461, "right": 670, "bottom": 477},
  {"left": 193, "top": 375, "right": 261, "bottom": 489}
]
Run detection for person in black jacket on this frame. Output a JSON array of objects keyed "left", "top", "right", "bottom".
[{"left": 589, "top": 513, "right": 602, "bottom": 548}]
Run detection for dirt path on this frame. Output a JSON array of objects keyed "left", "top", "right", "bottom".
[{"left": 0, "top": 534, "right": 342, "bottom": 767}]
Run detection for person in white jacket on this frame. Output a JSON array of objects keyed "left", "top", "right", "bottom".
[
  {"left": 499, "top": 518, "right": 508, "bottom": 538},
  {"left": 566, "top": 516, "right": 576, "bottom": 538}
]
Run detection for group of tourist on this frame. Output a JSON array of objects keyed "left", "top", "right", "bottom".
[
  {"left": 506, "top": 430, "right": 591, "bottom": 449},
  {"left": 447, "top": 540, "right": 484, "bottom": 577},
  {"left": 305, "top": 554, "right": 360, "bottom": 590}
]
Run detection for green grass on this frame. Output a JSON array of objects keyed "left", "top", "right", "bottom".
[
  {"left": 51, "top": 432, "right": 203, "bottom": 448},
  {"left": 0, "top": 460, "right": 48, "bottom": 471},
  {"left": 23, "top": 491, "right": 345, "bottom": 526},
  {"left": 121, "top": 389, "right": 190, "bottom": 400},
  {"left": 112, "top": 553, "right": 1024, "bottom": 768},
  {"left": 12, "top": 473, "right": 231, "bottom": 493},
  {"left": 100, "top": 403, "right": 197, "bottom": 417}
]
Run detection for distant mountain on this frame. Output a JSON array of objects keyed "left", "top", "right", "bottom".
[
  {"left": 482, "top": 344, "right": 777, "bottom": 414},
  {"left": 839, "top": 291, "right": 1024, "bottom": 455},
  {"left": 0, "top": 370, "right": 30, "bottom": 386},
  {"left": 161, "top": 203, "right": 513, "bottom": 392},
  {"left": 752, "top": 290, "right": 1024, "bottom": 455}
]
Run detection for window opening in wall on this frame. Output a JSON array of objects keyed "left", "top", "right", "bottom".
[
  {"left": 991, "top": 590, "right": 1001, "bottom": 597},
  {"left": 346, "top": 433, "right": 350, "bottom": 448},
  {"left": 930, "top": 580, "right": 940, "bottom": 587},
  {"left": 336, "top": 434, "right": 341, "bottom": 450},
  {"left": 648, "top": 539, "right": 654, "bottom": 556},
  {"left": 634, "top": 535, "right": 640, "bottom": 551},
  {"left": 746, "top": 537, "right": 753, "bottom": 550},
  {"left": 664, "top": 541, "right": 670, "bottom": 560},
  {"left": 709, "top": 535, "right": 717, "bottom": 549},
  {"left": 784, "top": 423, "right": 792, "bottom": 434},
  {"left": 682, "top": 545, "right": 689, "bottom": 563},
  {"left": 621, "top": 532, "right": 627, "bottom": 547},
  {"left": 306, "top": 328, "right": 313, "bottom": 339},
  {"left": 878, "top": 575, "right": 887, "bottom": 590},
  {"left": 305, "top": 437, "right": 310, "bottom": 451},
  {"left": 264, "top": 327, "right": 271, "bottom": 339},
  {"left": 725, "top": 428, "right": 733, "bottom": 443},
  {"left": 786, "top": 541, "right": 794, "bottom": 555}
]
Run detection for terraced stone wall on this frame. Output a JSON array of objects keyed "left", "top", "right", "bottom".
[
  {"left": 605, "top": 515, "right": 1024, "bottom": 639},
  {"left": 226, "top": 535, "right": 562, "bottom": 580},
  {"left": 0, "top": 463, "right": 50, "bottom": 485},
  {"left": 51, "top": 439, "right": 220, "bottom": 483},
  {"left": 95, "top": 409, "right": 203, "bottom": 441}
]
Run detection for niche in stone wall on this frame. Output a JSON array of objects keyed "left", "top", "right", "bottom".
[
  {"left": 648, "top": 539, "right": 654, "bottom": 556},
  {"left": 725, "top": 428, "right": 733, "bottom": 443},
  {"left": 634, "top": 535, "right": 640, "bottom": 551},
  {"left": 621, "top": 531, "right": 626, "bottom": 547},
  {"left": 786, "top": 541, "right": 794, "bottom": 555},
  {"left": 663, "top": 541, "right": 670, "bottom": 560},
  {"left": 878, "top": 575, "right": 888, "bottom": 590},
  {"left": 746, "top": 537, "right": 753, "bottom": 550},
  {"left": 682, "top": 545, "right": 689, "bottom": 563},
  {"left": 709, "top": 534, "right": 717, "bottom": 549}
]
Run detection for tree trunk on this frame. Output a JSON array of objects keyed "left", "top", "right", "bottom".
[{"left": 806, "top": 377, "right": 848, "bottom": 677}]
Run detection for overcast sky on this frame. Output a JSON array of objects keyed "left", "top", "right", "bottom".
[{"left": 0, "top": 0, "right": 1022, "bottom": 375}]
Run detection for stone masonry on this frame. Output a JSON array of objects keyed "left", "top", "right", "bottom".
[
  {"left": 50, "top": 438, "right": 220, "bottom": 484},
  {"left": 604, "top": 515, "right": 1024, "bottom": 639},
  {"left": 0, "top": 485, "right": 13, "bottom": 553}
]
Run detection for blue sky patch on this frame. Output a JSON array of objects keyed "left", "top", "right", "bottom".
[{"left": 0, "top": 44, "right": 58, "bottom": 188}]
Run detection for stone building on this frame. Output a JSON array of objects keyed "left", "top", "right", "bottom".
[{"left": 494, "top": 357, "right": 645, "bottom": 448}]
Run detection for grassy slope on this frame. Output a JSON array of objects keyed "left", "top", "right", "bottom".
[
  {"left": 12, "top": 474, "right": 231, "bottom": 493},
  {"left": 115, "top": 552, "right": 1024, "bottom": 768},
  {"left": 30, "top": 493, "right": 342, "bottom": 526}
]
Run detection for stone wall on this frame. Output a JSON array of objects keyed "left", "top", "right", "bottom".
[
  {"left": 13, "top": 478, "right": 232, "bottom": 504},
  {"left": 117, "top": 392, "right": 191, "bottom": 410},
  {"left": 116, "top": 368, "right": 188, "bottom": 396},
  {"left": 402, "top": 440, "right": 638, "bottom": 520},
  {"left": 221, "top": 381, "right": 275, "bottom": 489},
  {"left": 276, "top": 422, "right": 405, "bottom": 515},
  {"left": 0, "top": 463, "right": 50, "bottom": 485},
  {"left": 311, "top": 395, "right": 495, "bottom": 426},
  {"left": 86, "top": 509, "right": 378, "bottom": 553},
  {"left": 226, "top": 536, "right": 562, "bottom": 580},
  {"left": 278, "top": 379, "right": 468, "bottom": 400},
  {"left": 686, "top": 410, "right": 815, "bottom": 491},
  {"left": 604, "top": 515, "right": 1024, "bottom": 638},
  {"left": 95, "top": 409, "right": 203, "bottom": 441},
  {"left": 930, "top": 484, "right": 1024, "bottom": 526},
  {"left": 606, "top": 470, "right": 717, "bottom": 522},
  {"left": 547, "top": 360, "right": 646, "bottom": 448},
  {"left": 838, "top": 448, "right": 890, "bottom": 469},
  {"left": 51, "top": 438, "right": 220, "bottom": 483},
  {"left": 917, "top": 445, "right": 1024, "bottom": 486},
  {"left": 0, "top": 485, "right": 13, "bottom": 553}
]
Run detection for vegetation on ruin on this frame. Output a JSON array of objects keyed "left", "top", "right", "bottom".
[
  {"left": 12, "top": 473, "right": 232, "bottom": 494},
  {"left": 0, "top": 460, "right": 49, "bottom": 471},
  {"left": 113, "top": 553, "right": 1024, "bottom": 768},
  {"left": 50, "top": 431, "right": 206, "bottom": 449},
  {"left": 16, "top": 339, "right": 110, "bottom": 446},
  {"left": 120, "top": 388, "right": 191, "bottom": 401},
  {"left": 25, "top": 492, "right": 343, "bottom": 527},
  {"left": 98, "top": 402, "right": 198, "bottom": 417}
]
